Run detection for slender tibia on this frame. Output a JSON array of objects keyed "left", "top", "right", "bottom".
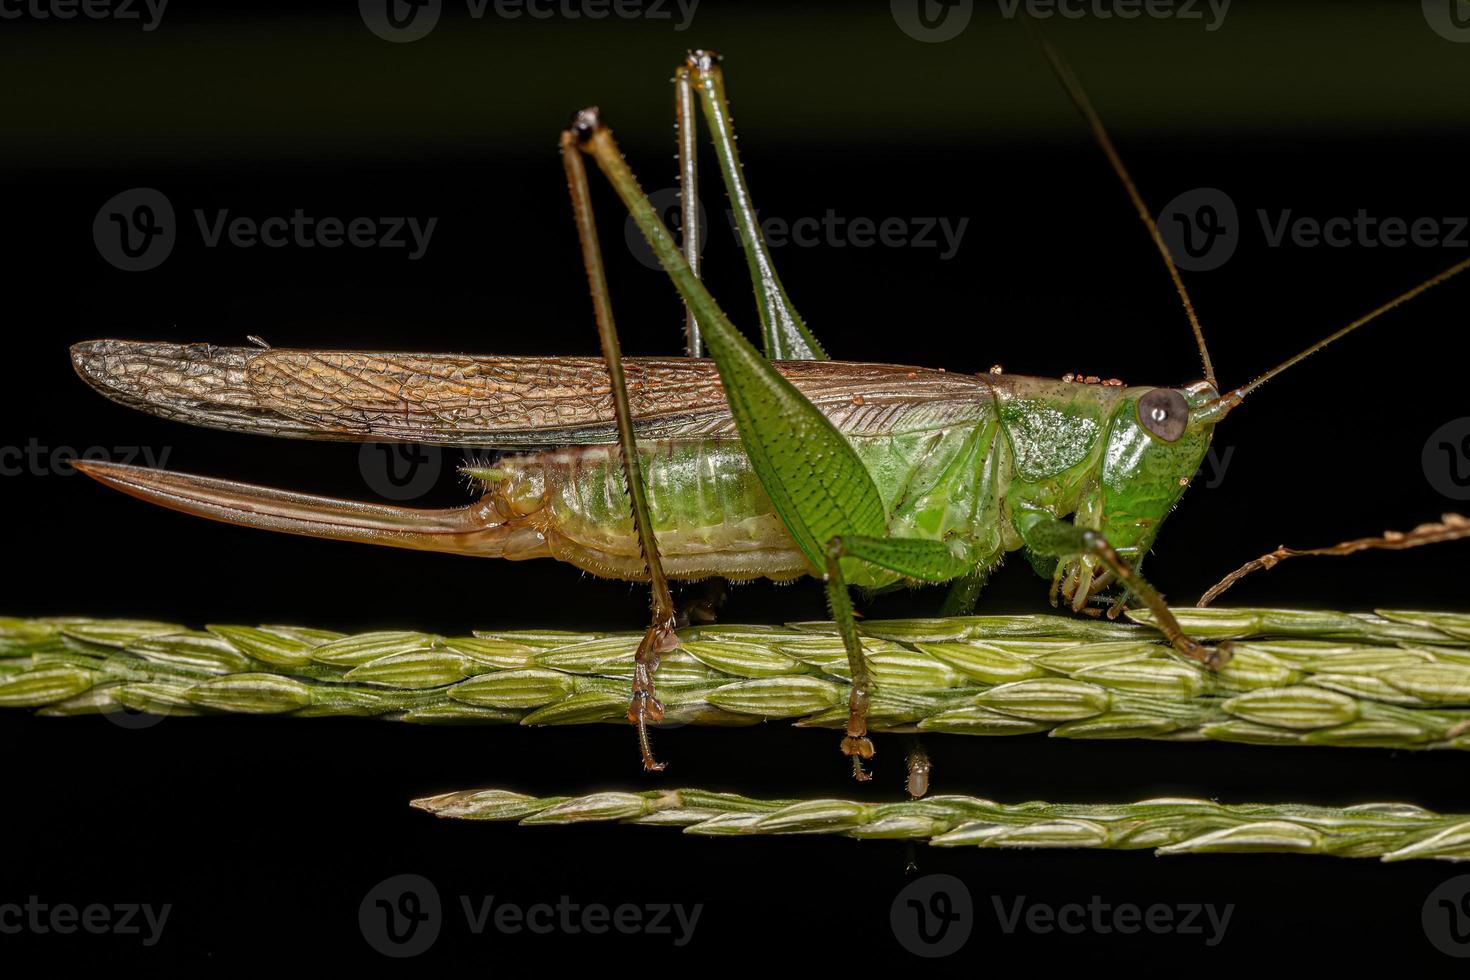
[
  {"left": 673, "top": 63, "right": 702, "bottom": 357},
  {"left": 1084, "top": 531, "right": 1232, "bottom": 667},
  {"left": 824, "top": 534, "right": 974, "bottom": 780},
  {"left": 823, "top": 556, "right": 873, "bottom": 781},
  {"left": 571, "top": 112, "right": 942, "bottom": 779},
  {"left": 939, "top": 569, "right": 988, "bottom": 617},
  {"left": 683, "top": 51, "right": 826, "bottom": 362},
  {"left": 561, "top": 119, "right": 678, "bottom": 772},
  {"left": 1025, "top": 518, "right": 1231, "bottom": 669}
]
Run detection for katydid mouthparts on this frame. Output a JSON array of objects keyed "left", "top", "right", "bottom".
[{"left": 69, "top": 49, "right": 1470, "bottom": 779}]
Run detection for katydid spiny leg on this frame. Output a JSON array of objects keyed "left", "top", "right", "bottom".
[
  {"left": 573, "top": 118, "right": 888, "bottom": 569},
  {"left": 824, "top": 534, "right": 974, "bottom": 779},
  {"left": 572, "top": 113, "right": 976, "bottom": 779},
  {"left": 683, "top": 51, "right": 826, "bottom": 362},
  {"left": 939, "top": 567, "right": 988, "bottom": 617},
  {"left": 673, "top": 60, "right": 702, "bottom": 357},
  {"left": 1023, "top": 517, "right": 1232, "bottom": 669},
  {"left": 560, "top": 119, "right": 677, "bottom": 772}
]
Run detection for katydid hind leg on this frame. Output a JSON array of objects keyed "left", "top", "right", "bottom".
[
  {"left": 573, "top": 112, "right": 889, "bottom": 570},
  {"left": 573, "top": 111, "right": 956, "bottom": 779},
  {"left": 674, "top": 61, "right": 703, "bottom": 358},
  {"left": 560, "top": 124, "right": 677, "bottom": 773},
  {"left": 684, "top": 51, "right": 826, "bottom": 362}
]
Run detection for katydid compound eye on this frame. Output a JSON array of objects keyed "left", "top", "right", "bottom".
[{"left": 1137, "top": 388, "right": 1189, "bottom": 442}]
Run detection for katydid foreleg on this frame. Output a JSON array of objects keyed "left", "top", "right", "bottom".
[
  {"left": 1021, "top": 516, "right": 1231, "bottom": 668},
  {"left": 560, "top": 127, "right": 677, "bottom": 772}
]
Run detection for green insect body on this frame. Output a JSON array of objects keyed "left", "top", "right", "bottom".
[
  {"left": 71, "top": 48, "right": 1465, "bottom": 775},
  {"left": 461, "top": 376, "right": 1216, "bottom": 594}
]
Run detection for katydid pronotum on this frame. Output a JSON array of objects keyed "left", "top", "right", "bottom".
[{"left": 71, "top": 49, "right": 1470, "bottom": 780}]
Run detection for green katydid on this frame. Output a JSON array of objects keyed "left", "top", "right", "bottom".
[{"left": 69, "top": 50, "right": 1470, "bottom": 779}]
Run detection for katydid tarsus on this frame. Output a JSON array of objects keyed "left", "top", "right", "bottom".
[{"left": 70, "top": 50, "right": 1470, "bottom": 780}]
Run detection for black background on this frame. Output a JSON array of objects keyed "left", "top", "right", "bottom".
[{"left": 4, "top": 0, "right": 1470, "bottom": 967}]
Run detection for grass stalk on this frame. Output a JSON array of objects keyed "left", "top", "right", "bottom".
[
  {"left": 4, "top": 608, "right": 1470, "bottom": 750},
  {"left": 412, "top": 787, "right": 1470, "bottom": 861}
]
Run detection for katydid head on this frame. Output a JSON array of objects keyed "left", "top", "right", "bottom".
[
  {"left": 1098, "top": 382, "right": 1219, "bottom": 536},
  {"left": 1009, "top": 379, "right": 1218, "bottom": 603}
]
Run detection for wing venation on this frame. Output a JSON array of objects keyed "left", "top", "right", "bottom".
[{"left": 72, "top": 340, "right": 993, "bottom": 446}]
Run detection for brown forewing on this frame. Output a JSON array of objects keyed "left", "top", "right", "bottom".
[{"left": 71, "top": 340, "right": 994, "bottom": 445}]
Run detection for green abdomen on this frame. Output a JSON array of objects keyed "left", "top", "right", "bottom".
[{"left": 480, "top": 415, "right": 1003, "bottom": 585}]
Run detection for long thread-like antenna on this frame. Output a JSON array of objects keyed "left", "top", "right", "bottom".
[
  {"left": 1230, "top": 255, "right": 1470, "bottom": 402},
  {"left": 1037, "top": 35, "right": 1217, "bottom": 389}
]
